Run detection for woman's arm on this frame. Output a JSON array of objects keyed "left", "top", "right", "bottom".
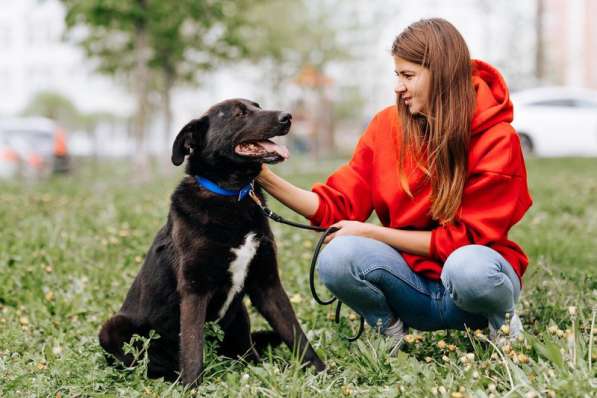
[
  {"left": 257, "top": 167, "right": 430, "bottom": 256},
  {"left": 325, "top": 220, "right": 431, "bottom": 257},
  {"left": 256, "top": 165, "right": 320, "bottom": 218}
]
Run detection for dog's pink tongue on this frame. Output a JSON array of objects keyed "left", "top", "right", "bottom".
[{"left": 258, "top": 141, "right": 289, "bottom": 159}]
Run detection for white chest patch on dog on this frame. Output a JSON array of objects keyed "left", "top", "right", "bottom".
[{"left": 218, "top": 232, "right": 260, "bottom": 319}]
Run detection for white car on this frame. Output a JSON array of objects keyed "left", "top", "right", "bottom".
[{"left": 511, "top": 87, "right": 597, "bottom": 156}]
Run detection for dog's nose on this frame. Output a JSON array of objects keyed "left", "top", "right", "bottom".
[{"left": 278, "top": 112, "right": 292, "bottom": 124}]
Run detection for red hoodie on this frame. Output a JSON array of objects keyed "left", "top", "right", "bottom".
[{"left": 308, "top": 60, "right": 532, "bottom": 283}]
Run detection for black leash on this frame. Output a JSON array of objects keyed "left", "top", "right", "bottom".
[{"left": 249, "top": 191, "right": 365, "bottom": 342}]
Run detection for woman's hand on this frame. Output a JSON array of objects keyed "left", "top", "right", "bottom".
[
  {"left": 254, "top": 164, "right": 320, "bottom": 218},
  {"left": 324, "top": 220, "right": 374, "bottom": 244}
]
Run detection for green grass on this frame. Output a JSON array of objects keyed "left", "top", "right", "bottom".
[{"left": 0, "top": 156, "right": 595, "bottom": 397}]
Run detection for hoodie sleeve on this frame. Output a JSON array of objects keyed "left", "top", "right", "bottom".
[
  {"left": 307, "top": 116, "right": 377, "bottom": 227},
  {"left": 429, "top": 127, "right": 532, "bottom": 261}
]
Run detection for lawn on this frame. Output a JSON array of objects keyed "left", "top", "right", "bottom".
[{"left": 0, "top": 156, "right": 595, "bottom": 397}]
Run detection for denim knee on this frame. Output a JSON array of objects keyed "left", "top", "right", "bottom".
[
  {"left": 316, "top": 235, "right": 361, "bottom": 290},
  {"left": 441, "top": 245, "right": 517, "bottom": 314}
]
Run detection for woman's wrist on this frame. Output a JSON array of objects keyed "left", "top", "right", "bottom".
[
  {"left": 364, "top": 223, "right": 381, "bottom": 239},
  {"left": 256, "top": 165, "right": 274, "bottom": 187}
]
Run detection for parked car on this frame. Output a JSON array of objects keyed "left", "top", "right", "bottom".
[
  {"left": 0, "top": 117, "right": 70, "bottom": 179},
  {"left": 511, "top": 87, "right": 597, "bottom": 156}
]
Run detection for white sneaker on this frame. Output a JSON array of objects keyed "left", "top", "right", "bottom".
[
  {"left": 489, "top": 313, "right": 523, "bottom": 344},
  {"left": 383, "top": 319, "right": 406, "bottom": 356}
]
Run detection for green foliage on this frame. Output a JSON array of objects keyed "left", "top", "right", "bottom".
[
  {"left": 21, "top": 90, "right": 81, "bottom": 128},
  {"left": 241, "top": 0, "right": 357, "bottom": 94},
  {"left": 0, "top": 156, "right": 595, "bottom": 397},
  {"left": 61, "top": 0, "right": 263, "bottom": 85},
  {"left": 20, "top": 90, "right": 123, "bottom": 132}
]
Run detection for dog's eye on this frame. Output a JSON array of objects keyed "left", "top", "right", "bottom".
[{"left": 237, "top": 108, "right": 249, "bottom": 118}]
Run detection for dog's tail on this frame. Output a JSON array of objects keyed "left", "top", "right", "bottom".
[{"left": 251, "top": 330, "right": 283, "bottom": 353}]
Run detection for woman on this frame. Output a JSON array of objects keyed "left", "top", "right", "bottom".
[{"left": 257, "top": 18, "right": 532, "bottom": 351}]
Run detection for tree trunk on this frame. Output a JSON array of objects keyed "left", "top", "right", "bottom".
[
  {"left": 535, "top": 0, "right": 545, "bottom": 82},
  {"left": 132, "top": 0, "right": 151, "bottom": 176},
  {"left": 161, "top": 71, "right": 175, "bottom": 169},
  {"left": 316, "top": 85, "right": 335, "bottom": 157}
]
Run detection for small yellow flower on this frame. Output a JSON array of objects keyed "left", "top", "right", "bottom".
[
  {"left": 289, "top": 293, "right": 302, "bottom": 304},
  {"left": 447, "top": 344, "right": 457, "bottom": 352},
  {"left": 567, "top": 306, "right": 576, "bottom": 316},
  {"left": 518, "top": 353, "right": 529, "bottom": 364},
  {"left": 424, "top": 356, "right": 433, "bottom": 363},
  {"left": 348, "top": 312, "right": 357, "bottom": 321},
  {"left": 302, "top": 240, "right": 313, "bottom": 249},
  {"left": 500, "top": 324, "right": 510, "bottom": 335},
  {"left": 451, "top": 392, "right": 464, "bottom": 398},
  {"left": 327, "top": 309, "right": 335, "bottom": 320},
  {"left": 547, "top": 325, "right": 558, "bottom": 335},
  {"left": 404, "top": 334, "right": 416, "bottom": 344},
  {"left": 45, "top": 291, "right": 54, "bottom": 301},
  {"left": 341, "top": 385, "right": 353, "bottom": 396},
  {"left": 437, "top": 340, "right": 447, "bottom": 349},
  {"left": 19, "top": 316, "right": 29, "bottom": 326}
]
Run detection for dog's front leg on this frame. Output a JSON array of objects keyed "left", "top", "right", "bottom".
[
  {"left": 179, "top": 292, "right": 210, "bottom": 386},
  {"left": 248, "top": 278, "right": 325, "bottom": 372}
]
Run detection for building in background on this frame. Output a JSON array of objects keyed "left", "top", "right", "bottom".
[
  {"left": 0, "top": 0, "right": 132, "bottom": 117},
  {"left": 542, "top": 0, "right": 597, "bottom": 89}
]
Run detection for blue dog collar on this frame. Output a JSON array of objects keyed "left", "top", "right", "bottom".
[{"left": 195, "top": 176, "right": 253, "bottom": 201}]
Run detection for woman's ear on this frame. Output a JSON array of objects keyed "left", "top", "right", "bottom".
[{"left": 171, "top": 116, "right": 209, "bottom": 166}]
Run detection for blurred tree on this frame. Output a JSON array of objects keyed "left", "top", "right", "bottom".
[
  {"left": 535, "top": 0, "right": 546, "bottom": 82},
  {"left": 243, "top": 0, "right": 356, "bottom": 156},
  {"left": 60, "top": 0, "right": 258, "bottom": 166},
  {"left": 21, "top": 91, "right": 81, "bottom": 129}
]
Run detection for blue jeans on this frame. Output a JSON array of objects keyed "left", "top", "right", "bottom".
[{"left": 317, "top": 236, "right": 521, "bottom": 332}]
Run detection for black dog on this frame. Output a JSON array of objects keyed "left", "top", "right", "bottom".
[{"left": 99, "top": 99, "right": 325, "bottom": 385}]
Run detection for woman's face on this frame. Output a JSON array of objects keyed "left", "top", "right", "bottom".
[{"left": 393, "top": 56, "right": 431, "bottom": 115}]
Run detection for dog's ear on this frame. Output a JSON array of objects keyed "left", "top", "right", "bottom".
[{"left": 171, "top": 116, "right": 209, "bottom": 166}]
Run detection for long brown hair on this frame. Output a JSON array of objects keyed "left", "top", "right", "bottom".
[{"left": 391, "top": 18, "right": 476, "bottom": 224}]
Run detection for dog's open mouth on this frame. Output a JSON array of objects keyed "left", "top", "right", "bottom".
[{"left": 234, "top": 138, "right": 289, "bottom": 162}]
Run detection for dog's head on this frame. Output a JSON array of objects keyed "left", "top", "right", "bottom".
[{"left": 172, "top": 99, "right": 291, "bottom": 177}]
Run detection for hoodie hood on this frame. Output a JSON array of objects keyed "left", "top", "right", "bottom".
[{"left": 470, "top": 59, "right": 513, "bottom": 135}]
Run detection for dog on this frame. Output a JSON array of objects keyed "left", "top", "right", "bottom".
[{"left": 98, "top": 99, "right": 325, "bottom": 385}]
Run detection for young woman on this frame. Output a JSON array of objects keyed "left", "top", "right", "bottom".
[{"left": 257, "top": 18, "right": 532, "bottom": 351}]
